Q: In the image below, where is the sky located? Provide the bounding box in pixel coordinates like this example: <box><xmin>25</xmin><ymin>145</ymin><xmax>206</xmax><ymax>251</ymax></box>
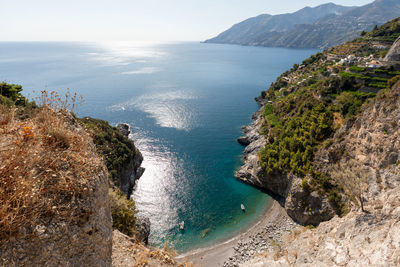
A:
<box><xmin>0</xmin><ymin>0</ymin><xmax>374</xmax><ymax>42</ymax></box>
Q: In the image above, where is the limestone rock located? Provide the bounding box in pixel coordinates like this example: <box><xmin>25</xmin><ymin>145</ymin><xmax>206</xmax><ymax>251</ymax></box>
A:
<box><xmin>135</xmin><ymin>216</ymin><xmax>151</xmax><ymax>245</ymax></box>
<box><xmin>384</xmin><ymin>36</ymin><xmax>400</xmax><ymax>62</ymax></box>
<box><xmin>241</xmin><ymin>81</ymin><xmax>400</xmax><ymax>267</ymax></box>
<box><xmin>115</xmin><ymin>123</ymin><xmax>145</xmax><ymax>197</ymax></box>
<box><xmin>116</xmin><ymin>123</ymin><xmax>130</xmax><ymax>137</ymax></box>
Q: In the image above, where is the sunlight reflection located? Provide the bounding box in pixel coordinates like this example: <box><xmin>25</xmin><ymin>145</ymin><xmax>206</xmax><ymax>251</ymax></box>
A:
<box><xmin>130</xmin><ymin>130</ymin><xmax>188</xmax><ymax>246</ymax></box>
<box><xmin>109</xmin><ymin>90</ymin><xmax>198</xmax><ymax>131</ymax></box>
<box><xmin>87</xmin><ymin>41</ymin><xmax>166</xmax><ymax>66</ymax></box>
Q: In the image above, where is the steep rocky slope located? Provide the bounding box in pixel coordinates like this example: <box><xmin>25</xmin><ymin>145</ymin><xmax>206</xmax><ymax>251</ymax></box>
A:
<box><xmin>242</xmin><ymin>81</ymin><xmax>400</xmax><ymax>266</ymax></box>
<box><xmin>77</xmin><ymin>118</ymin><xmax>144</xmax><ymax>196</ymax></box>
<box><xmin>236</xmin><ymin>17</ymin><xmax>400</xmax><ymax>225</ymax></box>
<box><xmin>385</xmin><ymin>36</ymin><xmax>400</xmax><ymax>62</ymax></box>
<box><xmin>233</xmin><ymin>17</ymin><xmax>400</xmax><ymax>267</ymax></box>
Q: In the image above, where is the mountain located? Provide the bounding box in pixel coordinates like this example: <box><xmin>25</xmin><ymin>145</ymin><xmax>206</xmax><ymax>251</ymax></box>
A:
<box><xmin>205</xmin><ymin>0</ymin><xmax>400</xmax><ymax>49</ymax></box>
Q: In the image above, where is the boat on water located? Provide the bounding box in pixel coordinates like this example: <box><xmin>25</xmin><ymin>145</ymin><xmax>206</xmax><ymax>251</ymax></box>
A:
<box><xmin>179</xmin><ymin>221</ymin><xmax>185</xmax><ymax>230</ymax></box>
<box><xmin>241</xmin><ymin>204</ymin><xmax>245</xmax><ymax>212</ymax></box>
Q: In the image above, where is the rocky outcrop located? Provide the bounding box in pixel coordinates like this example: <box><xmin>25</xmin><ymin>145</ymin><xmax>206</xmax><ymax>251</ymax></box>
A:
<box><xmin>235</xmin><ymin>102</ymin><xmax>335</xmax><ymax>225</ymax></box>
<box><xmin>384</xmin><ymin>36</ymin><xmax>400</xmax><ymax>62</ymax></box>
<box><xmin>116</xmin><ymin>123</ymin><xmax>150</xmax><ymax>246</ymax></box>
<box><xmin>112</xmin><ymin>230</ymin><xmax>181</xmax><ymax>267</ymax></box>
<box><xmin>0</xmin><ymin>111</ymin><xmax>112</xmax><ymax>267</ymax></box>
<box><xmin>242</xmin><ymin>82</ymin><xmax>400</xmax><ymax>266</ymax></box>
<box><xmin>285</xmin><ymin>178</ymin><xmax>336</xmax><ymax>225</ymax></box>
<box><xmin>116</xmin><ymin>123</ymin><xmax>145</xmax><ymax>197</ymax></box>
<box><xmin>135</xmin><ymin>216</ymin><xmax>151</xmax><ymax>245</ymax></box>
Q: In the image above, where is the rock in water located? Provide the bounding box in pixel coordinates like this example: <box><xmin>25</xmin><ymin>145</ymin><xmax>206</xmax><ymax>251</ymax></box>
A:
<box><xmin>237</xmin><ymin>136</ymin><xmax>251</xmax><ymax>146</ymax></box>
<box><xmin>135</xmin><ymin>216</ymin><xmax>151</xmax><ymax>245</ymax></box>
<box><xmin>116</xmin><ymin>123</ymin><xmax>130</xmax><ymax>137</ymax></box>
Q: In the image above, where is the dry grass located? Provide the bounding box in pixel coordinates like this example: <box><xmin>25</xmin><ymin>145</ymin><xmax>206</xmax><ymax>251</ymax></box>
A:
<box><xmin>124</xmin><ymin>241</ymin><xmax>191</xmax><ymax>267</ymax></box>
<box><xmin>0</xmin><ymin>100</ymin><xmax>104</xmax><ymax>240</ymax></box>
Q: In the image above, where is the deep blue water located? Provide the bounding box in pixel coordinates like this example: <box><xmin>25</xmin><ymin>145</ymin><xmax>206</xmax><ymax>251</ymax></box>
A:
<box><xmin>0</xmin><ymin>41</ymin><xmax>317</xmax><ymax>252</ymax></box>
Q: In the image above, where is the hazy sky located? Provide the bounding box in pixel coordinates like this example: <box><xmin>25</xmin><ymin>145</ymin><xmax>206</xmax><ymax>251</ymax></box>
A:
<box><xmin>1</xmin><ymin>0</ymin><xmax>374</xmax><ymax>42</ymax></box>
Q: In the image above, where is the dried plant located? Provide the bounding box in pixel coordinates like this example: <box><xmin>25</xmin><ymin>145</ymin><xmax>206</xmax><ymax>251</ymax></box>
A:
<box><xmin>330</xmin><ymin>159</ymin><xmax>369</xmax><ymax>212</ymax></box>
<box><xmin>35</xmin><ymin>89</ymin><xmax>84</xmax><ymax>113</ymax></box>
<box><xmin>0</xmin><ymin>104</ymin><xmax>103</xmax><ymax>240</ymax></box>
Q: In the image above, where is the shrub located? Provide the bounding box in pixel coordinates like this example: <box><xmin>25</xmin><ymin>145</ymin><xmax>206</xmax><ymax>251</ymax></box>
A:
<box><xmin>109</xmin><ymin>188</ymin><xmax>137</xmax><ymax>237</ymax></box>
<box><xmin>388</xmin><ymin>75</ymin><xmax>400</xmax><ymax>88</ymax></box>
<box><xmin>77</xmin><ymin>117</ymin><xmax>137</xmax><ymax>186</ymax></box>
<box><xmin>336</xmin><ymin>91</ymin><xmax>376</xmax><ymax>117</ymax></box>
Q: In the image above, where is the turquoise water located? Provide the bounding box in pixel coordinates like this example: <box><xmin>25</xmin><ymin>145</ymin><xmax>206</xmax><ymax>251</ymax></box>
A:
<box><xmin>0</xmin><ymin>42</ymin><xmax>317</xmax><ymax>252</ymax></box>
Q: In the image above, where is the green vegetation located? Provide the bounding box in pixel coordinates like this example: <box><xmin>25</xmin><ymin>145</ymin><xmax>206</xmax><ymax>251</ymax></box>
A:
<box><xmin>260</xmin><ymin>103</ymin><xmax>333</xmax><ymax>177</ymax></box>
<box><xmin>336</xmin><ymin>91</ymin><xmax>376</xmax><ymax>117</ymax></box>
<box><xmin>258</xmin><ymin>19</ymin><xmax>400</xmax><ymax>214</ymax></box>
<box><xmin>365</xmin><ymin>17</ymin><xmax>400</xmax><ymax>43</ymax></box>
<box><xmin>109</xmin><ymin>188</ymin><xmax>137</xmax><ymax>237</ymax></box>
<box><xmin>77</xmin><ymin>117</ymin><xmax>137</xmax><ymax>186</ymax></box>
<box><xmin>0</xmin><ymin>82</ymin><xmax>37</xmax><ymax>120</ymax></box>
<box><xmin>388</xmin><ymin>75</ymin><xmax>400</xmax><ymax>88</ymax></box>
<box><xmin>0</xmin><ymin>82</ymin><xmax>27</xmax><ymax>105</ymax></box>
<box><xmin>349</xmin><ymin>66</ymin><xmax>366</xmax><ymax>72</ymax></box>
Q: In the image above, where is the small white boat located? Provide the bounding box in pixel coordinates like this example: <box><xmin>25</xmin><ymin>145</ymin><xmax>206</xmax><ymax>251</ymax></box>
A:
<box><xmin>241</xmin><ymin>204</ymin><xmax>245</xmax><ymax>212</ymax></box>
<box><xmin>180</xmin><ymin>221</ymin><xmax>185</xmax><ymax>230</ymax></box>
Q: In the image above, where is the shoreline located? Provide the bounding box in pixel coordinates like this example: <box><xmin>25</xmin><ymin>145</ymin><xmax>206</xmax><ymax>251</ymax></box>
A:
<box><xmin>177</xmin><ymin>199</ymin><xmax>296</xmax><ymax>266</ymax></box>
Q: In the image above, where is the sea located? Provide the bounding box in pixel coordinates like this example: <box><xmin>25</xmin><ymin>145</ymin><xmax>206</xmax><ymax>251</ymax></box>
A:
<box><xmin>0</xmin><ymin>41</ymin><xmax>317</xmax><ymax>252</ymax></box>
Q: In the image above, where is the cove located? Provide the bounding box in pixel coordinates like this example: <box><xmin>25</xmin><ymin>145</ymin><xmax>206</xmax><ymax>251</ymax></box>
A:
<box><xmin>0</xmin><ymin>41</ymin><xmax>317</xmax><ymax>252</ymax></box>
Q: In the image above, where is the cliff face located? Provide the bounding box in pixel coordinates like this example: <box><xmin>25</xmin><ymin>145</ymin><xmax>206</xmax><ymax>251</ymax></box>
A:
<box><xmin>236</xmin><ymin>18</ymin><xmax>400</xmax><ymax>226</ymax></box>
<box><xmin>235</xmin><ymin>105</ymin><xmax>335</xmax><ymax>225</ymax></box>
<box><xmin>77</xmin><ymin>118</ymin><xmax>145</xmax><ymax>197</ymax></box>
<box><xmin>116</xmin><ymin>123</ymin><xmax>145</xmax><ymax>196</ymax></box>
<box><xmin>242</xmin><ymin>81</ymin><xmax>400</xmax><ymax>266</ymax></box>
<box><xmin>0</xmin><ymin>109</ymin><xmax>112</xmax><ymax>266</ymax></box>
<box><xmin>384</xmin><ymin>36</ymin><xmax>400</xmax><ymax>62</ymax></box>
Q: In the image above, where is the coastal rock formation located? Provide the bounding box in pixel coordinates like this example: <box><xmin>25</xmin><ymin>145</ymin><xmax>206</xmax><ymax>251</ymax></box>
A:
<box><xmin>241</xmin><ymin>81</ymin><xmax>400</xmax><ymax>266</ymax></box>
<box><xmin>235</xmin><ymin>105</ymin><xmax>335</xmax><ymax>225</ymax></box>
<box><xmin>116</xmin><ymin>123</ymin><xmax>145</xmax><ymax>196</ymax></box>
<box><xmin>384</xmin><ymin>36</ymin><xmax>400</xmax><ymax>62</ymax></box>
<box><xmin>116</xmin><ymin>123</ymin><xmax>150</xmax><ymax>245</ymax></box>
<box><xmin>135</xmin><ymin>216</ymin><xmax>151</xmax><ymax>245</ymax></box>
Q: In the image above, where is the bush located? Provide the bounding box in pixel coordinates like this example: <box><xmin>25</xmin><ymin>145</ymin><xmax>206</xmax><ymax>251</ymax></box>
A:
<box><xmin>336</xmin><ymin>91</ymin><xmax>376</xmax><ymax>117</ymax></box>
<box><xmin>109</xmin><ymin>188</ymin><xmax>137</xmax><ymax>237</ymax></box>
<box><xmin>77</xmin><ymin>117</ymin><xmax>137</xmax><ymax>186</ymax></box>
<box><xmin>388</xmin><ymin>75</ymin><xmax>400</xmax><ymax>88</ymax></box>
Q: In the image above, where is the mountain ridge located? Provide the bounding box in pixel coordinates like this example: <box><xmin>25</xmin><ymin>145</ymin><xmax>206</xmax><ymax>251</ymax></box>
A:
<box><xmin>205</xmin><ymin>0</ymin><xmax>400</xmax><ymax>49</ymax></box>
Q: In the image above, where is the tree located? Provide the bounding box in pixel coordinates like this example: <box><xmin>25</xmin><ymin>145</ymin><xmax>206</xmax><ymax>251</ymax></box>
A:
<box><xmin>330</xmin><ymin>159</ymin><xmax>369</xmax><ymax>212</ymax></box>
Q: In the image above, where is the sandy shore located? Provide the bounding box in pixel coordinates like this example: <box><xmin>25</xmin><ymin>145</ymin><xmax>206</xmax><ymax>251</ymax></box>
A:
<box><xmin>177</xmin><ymin>200</ymin><xmax>295</xmax><ymax>267</ymax></box>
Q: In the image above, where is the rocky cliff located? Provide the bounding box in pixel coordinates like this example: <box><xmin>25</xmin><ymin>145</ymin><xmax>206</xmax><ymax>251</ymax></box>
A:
<box><xmin>236</xmin><ymin>18</ymin><xmax>400</xmax><ymax>226</ymax></box>
<box><xmin>234</xmin><ymin>17</ymin><xmax>400</xmax><ymax>267</ymax></box>
<box><xmin>242</xmin><ymin>80</ymin><xmax>400</xmax><ymax>266</ymax></box>
<box><xmin>77</xmin><ymin>118</ymin><xmax>145</xmax><ymax>197</ymax></box>
<box><xmin>236</xmin><ymin>102</ymin><xmax>334</xmax><ymax>225</ymax></box>
<box><xmin>384</xmin><ymin>36</ymin><xmax>400</xmax><ymax>62</ymax></box>
<box><xmin>0</xmin><ymin>109</ymin><xmax>112</xmax><ymax>266</ymax></box>
<box><xmin>116</xmin><ymin>123</ymin><xmax>145</xmax><ymax>196</ymax></box>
